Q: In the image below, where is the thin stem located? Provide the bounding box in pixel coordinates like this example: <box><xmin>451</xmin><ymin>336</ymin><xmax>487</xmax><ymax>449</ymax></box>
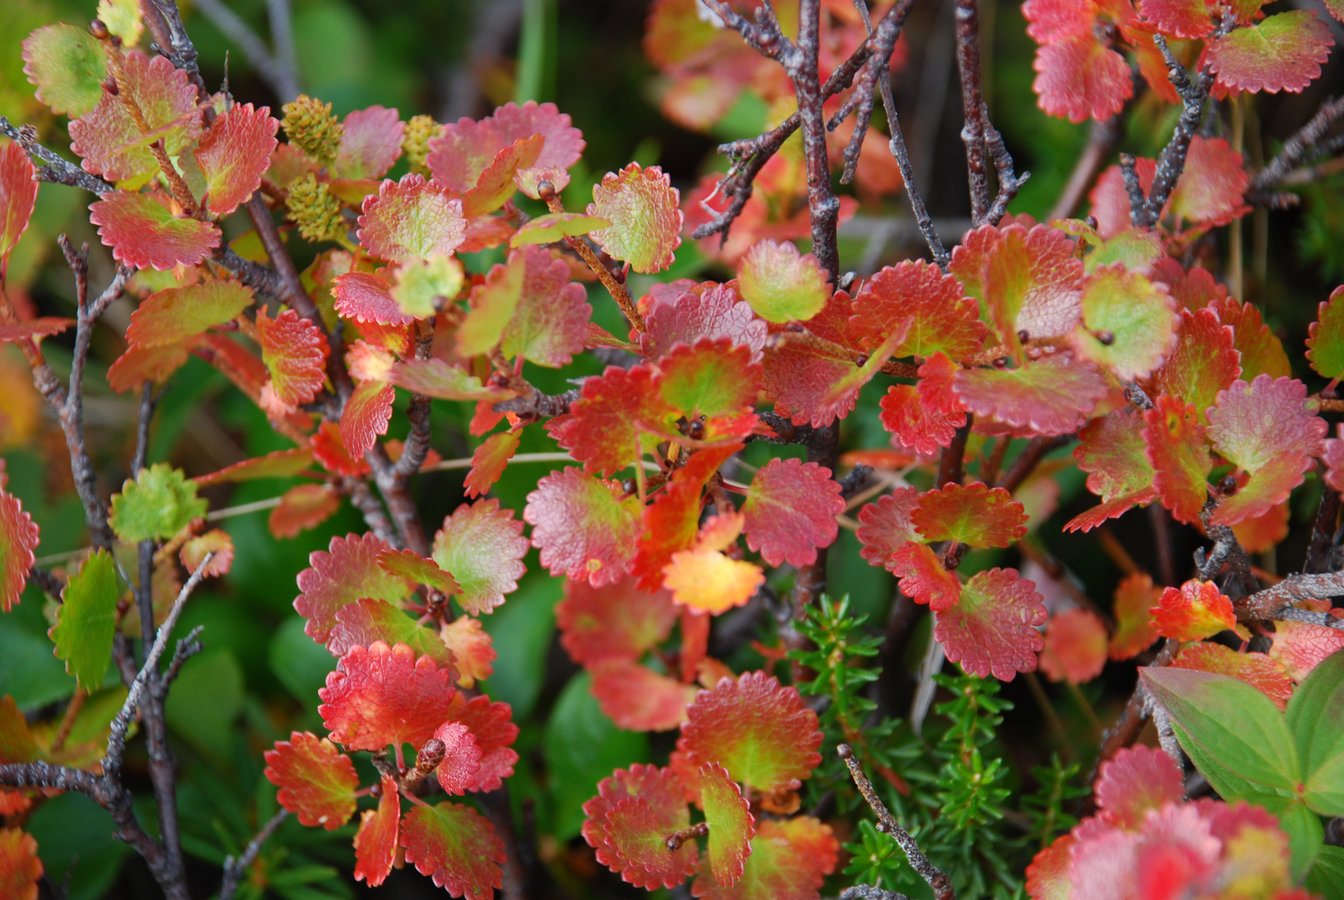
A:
<box><xmin>220</xmin><ymin>809</ymin><xmax>290</xmax><ymax>900</ymax></box>
<box><xmin>954</xmin><ymin>0</ymin><xmax>989</xmax><ymax>225</ymax></box>
<box><xmin>790</xmin><ymin>0</ymin><xmax>842</xmax><ymax>280</ymax></box>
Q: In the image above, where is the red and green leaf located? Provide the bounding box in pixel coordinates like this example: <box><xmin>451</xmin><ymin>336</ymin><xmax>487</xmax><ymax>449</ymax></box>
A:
<box><xmin>431</xmin><ymin>499</ymin><xmax>528</xmax><ymax>615</ymax></box>
<box><xmin>126</xmin><ymin>280</ymin><xmax>253</xmax><ymax>348</ymax></box>
<box><xmin>879</xmin><ymin>353</ymin><xmax>968</xmax><ymax>458</ymax></box>
<box><xmin>852</xmin><ymin>260</ymin><xmax>985</xmax><ymax>359</ymax></box>
<box><xmin>700</xmin><ymin>762</ymin><xmax>754</xmax><ymax>888</ymax></box>
<box><xmin>855</xmin><ymin>487</ymin><xmax>921</xmax><ymax>572</ymax></box>
<box><xmin>194</xmin><ymin>103</ymin><xmax>279</xmax><ymax>216</ymax></box>
<box><xmin>0</xmin><ymin>827</ymin><xmax>41</xmax><ymax>900</ymax></box>
<box><xmin>674</xmin><ymin>671</ymin><xmax>822</xmax><ymax>794</ymax></box>
<box><xmin>587</xmin><ymin>163</ymin><xmax>682</xmax><ymax>274</ymax></box>
<box><xmin>590</xmin><ymin>659</ymin><xmax>698</xmax><ymax>731</ymax></box>
<box><xmin>695</xmin><ymin>817</ymin><xmax>838</xmax><ymax>900</ymax></box>
<box><xmin>737</xmin><ymin>240</ymin><xmax>829</xmax><ymax>324</ymax></box>
<box><xmin>465</xmin><ymin>245</ymin><xmax>591</xmax><ymax>367</ymax></box>
<box><xmin>49</xmin><ymin>549</ymin><xmax>118</xmax><ymax>690</ymax></box>
<box><xmin>332</xmin><ymin>106</ymin><xmax>403</xmax><ymax>181</ymax></box>
<box><xmin>263</xmin><ymin>731</ymin><xmax>359</xmax><ymax>829</ymax></box>
<box><xmin>1150</xmin><ymin>579</ymin><xmax>1237</xmax><ymax>642</ymax></box>
<box><xmin>1073</xmin><ymin>265</ymin><xmax>1177</xmax><ymax>380</ymax></box>
<box><xmin>464</xmin><ymin>135</ymin><xmax>543</xmax><ymax>218</ymax></box>
<box><xmin>912</xmin><ymin>482</ymin><xmax>1028</xmax><ymax>548</ymax></box>
<box><xmin>89</xmin><ymin>191</ymin><xmax>221</xmax><ymax>270</ymax></box>
<box><xmin>1066</xmin><ymin>410</ymin><xmax>1159</xmax><ymax>532</ymax></box>
<box><xmin>22</xmin><ymin>23</ymin><xmax>106</xmax><ymax>117</ymax></box>
<box><xmin>891</xmin><ymin>542</ymin><xmax>963</xmax><ymax>611</ymax></box>
<box><xmin>268</xmin><ymin>483</ymin><xmax>341</xmax><ymax>539</ymax></box>
<box><xmin>1206</xmin><ymin>376</ymin><xmax>1325</xmax><ymax>526</ymax></box>
<box><xmin>385</xmin><ymin>358</ymin><xmax>511</xmax><ymax>402</ymax></box>
<box><xmin>257</xmin><ymin>308</ymin><xmax>329</xmax><ymax>416</ymax></box>
<box><xmin>0</xmin><ymin>487</ymin><xmax>39</xmax><ymax>612</ymax></box>
<box><xmin>954</xmin><ymin>354</ymin><xmax>1107</xmax><ymax>436</ymax></box>
<box><xmin>318</xmin><ymin>640</ymin><xmax>457</xmax><ymax>752</ymax></box>
<box><xmin>548</xmin><ymin>365</ymin><xmax>670</xmax><ymax>475</ymax></box>
<box><xmin>69</xmin><ymin>50</ymin><xmax>201</xmax><ymax>182</ymax></box>
<box><xmin>582</xmin><ymin>764</ymin><xmax>698</xmax><ymax>890</ymax></box>
<box><xmin>1148</xmin><ymin>307</ymin><xmax>1242</xmax><ymax>422</ymax></box>
<box><xmin>443</xmin><ymin>693</ymin><xmax>518</xmax><ymax>792</ymax></box>
<box><xmin>1093</xmin><ymin>744</ymin><xmax>1185</xmax><ymax>829</ymax></box>
<box><xmin>439</xmin><ymin>616</ymin><xmax>495</xmax><ymax>688</ymax></box>
<box><xmin>740</xmin><ymin>458</ymin><xmax>842</xmax><ymax>568</ymax></box>
<box><xmin>326</xmin><ymin>599</ymin><xmax>454</xmax><ymax>671</ymax></box>
<box><xmin>352</xmin><ymin>774</ymin><xmax>400</xmax><ymax>885</ymax></box>
<box><xmin>510</xmin><ymin>211</ymin><xmax>609</xmax><ymax>247</ymax></box>
<box><xmin>1207</xmin><ymin>11</ymin><xmax>1332</xmax><ymax>94</ymax></box>
<box><xmin>357</xmin><ymin>174</ymin><xmax>465</xmax><ymax>262</ymax></box>
<box><xmin>180</xmin><ymin>528</ymin><xmax>234</xmax><ymax>577</ymax></box>
<box><xmin>1110</xmin><ymin>573</ymin><xmax>1161</xmax><ymax>660</ymax></box>
<box><xmin>0</xmin><ymin>142</ymin><xmax>38</xmax><ymax>271</ymax></box>
<box><xmin>1307</xmin><ymin>285</ymin><xmax>1344</xmax><ymax>379</ymax></box>
<box><xmin>465</xmin><ymin>430</ymin><xmax>521</xmax><ymax>498</ymax></box>
<box><xmin>1167</xmin><ymin>137</ymin><xmax>1250</xmax><ymax>230</ymax></box>
<box><xmin>401</xmin><ymin>802</ymin><xmax>506</xmax><ymax>900</ymax></box>
<box><xmin>934</xmin><ymin>568</ymin><xmax>1047</xmax><ymax>681</ymax></box>
<box><xmin>339</xmin><ymin>378</ymin><xmax>394</xmax><ymax>458</ymax></box>
<box><xmin>294</xmin><ymin>532</ymin><xmax>411</xmax><ymax>643</ymax></box>
<box><xmin>1172</xmin><ymin>643</ymin><xmax>1293</xmax><ymax>711</ymax></box>
<box><xmin>332</xmin><ymin>271</ymin><xmax>417</xmax><ymax>327</ymax></box>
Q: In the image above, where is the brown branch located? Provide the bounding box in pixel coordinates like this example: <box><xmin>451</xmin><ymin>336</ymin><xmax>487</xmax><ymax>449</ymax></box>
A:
<box><xmin>1238</xmin><ymin>571</ymin><xmax>1344</xmax><ymax>621</ymax></box>
<box><xmin>220</xmin><ymin>809</ymin><xmax>290</xmax><ymax>900</ymax></box>
<box><xmin>1252</xmin><ymin>95</ymin><xmax>1344</xmax><ymax>191</ymax></box>
<box><xmin>954</xmin><ymin>0</ymin><xmax>989</xmax><ymax>225</ymax></box>
<box><xmin>788</xmin><ymin>0</ymin><xmax>841</xmax><ymax>280</ymax></box>
<box><xmin>0</xmin><ymin>117</ymin><xmax>113</xmax><ymax>195</ymax></box>
<box><xmin>1049</xmin><ymin>117</ymin><xmax>1123</xmax><ymax>222</ymax></box>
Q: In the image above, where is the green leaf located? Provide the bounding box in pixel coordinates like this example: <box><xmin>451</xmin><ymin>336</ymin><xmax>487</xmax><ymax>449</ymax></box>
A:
<box><xmin>544</xmin><ymin>671</ymin><xmax>650</xmax><ymax>841</ymax></box>
<box><xmin>1141</xmin><ymin>666</ymin><xmax>1299</xmax><ymax>793</ymax></box>
<box><xmin>1286</xmin><ymin>648</ymin><xmax>1344</xmax><ymax>815</ymax></box>
<box><xmin>21</xmin><ymin>23</ymin><xmax>107</xmax><ymax>118</ymax></box>
<box><xmin>109</xmin><ymin>463</ymin><xmax>207</xmax><ymax>542</ymax></box>
<box><xmin>1307</xmin><ymin>846</ymin><xmax>1344</xmax><ymax>898</ymax></box>
<box><xmin>49</xmin><ymin>550</ymin><xmax>119</xmax><ymax>691</ymax></box>
<box><xmin>1272</xmin><ymin>799</ymin><xmax>1325</xmax><ymax>884</ymax></box>
<box><xmin>737</xmin><ymin>239</ymin><xmax>830</xmax><ymax>324</ymax></box>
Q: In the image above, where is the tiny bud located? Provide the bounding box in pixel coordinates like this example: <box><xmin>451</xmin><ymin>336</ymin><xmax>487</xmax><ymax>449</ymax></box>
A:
<box><xmin>993</xmin><ymin>356</ymin><xmax>1009</xmax><ymax>369</ymax></box>
<box><xmin>415</xmin><ymin>738</ymin><xmax>446</xmax><ymax>775</ymax></box>
<box><xmin>875</xmin><ymin>821</ymin><xmax>889</xmax><ymax>833</ymax></box>
<box><xmin>785</xmin><ymin>321</ymin><xmax>806</xmax><ymax>333</ymax></box>
<box><xmin>837</xmin><ymin>743</ymin><xmax>853</xmax><ymax>759</ymax></box>
<box><xmin>1017</xmin><ymin>329</ymin><xmax>1030</xmax><ymax>344</ymax></box>
<box><xmin>621</xmin><ymin>478</ymin><xmax>637</xmax><ymax>495</ymax></box>
<box><xmin>1220</xmin><ymin>474</ymin><xmax>1239</xmax><ymax>496</ymax></box>
<box><xmin>90</xmin><ymin>18</ymin><xmax>109</xmax><ymax>39</ymax></box>
<box><xmin>1095</xmin><ymin>330</ymin><xmax>1115</xmax><ymax>346</ymax></box>
<box><xmin>854</xmin><ymin>354</ymin><xmax>869</xmax><ymax>368</ymax></box>
<box><xmin>536</xmin><ymin>180</ymin><xmax>555</xmax><ymax>201</ymax></box>
<box><xmin>775</xmin><ymin>420</ymin><xmax>797</xmax><ymax>442</ymax></box>
<box><xmin>103</xmin><ymin>76</ymin><xmax>119</xmax><ymax>96</ymax></box>
<box><xmin>686</xmin><ymin>418</ymin><xmax>705</xmax><ymax>440</ymax></box>
<box><xmin>1085</xmin><ymin>215</ymin><xmax>1099</xmax><ymax>229</ymax></box>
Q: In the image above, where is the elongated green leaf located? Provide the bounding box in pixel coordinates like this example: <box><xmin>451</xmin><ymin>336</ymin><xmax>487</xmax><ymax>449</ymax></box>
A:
<box><xmin>1141</xmin><ymin>666</ymin><xmax>1299</xmax><ymax>792</ymax></box>
<box><xmin>1286</xmin><ymin>648</ymin><xmax>1344</xmax><ymax>815</ymax></box>
<box><xmin>1307</xmin><ymin>846</ymin><xmax>1344</xmax><ymax>898</ymax></box>
<box><xmin>49</xmin><ymin>550</ymin><xmax>119</xmax><ymax>690</ymax></box>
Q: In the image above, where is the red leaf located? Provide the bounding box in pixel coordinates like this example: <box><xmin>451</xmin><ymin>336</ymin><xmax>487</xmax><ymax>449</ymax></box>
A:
<box><xmin>880</xmin><ymin>353</ymin><xmax>968</xmax><ymax>458</ymax></box>
<box><xmin>1208</xmin><ymin>11</ymin><xmax>1332</xmax><ymax>94</ymax></box>
<box><xmin>353</xmin><ymin>774</ymin><xmax>399</xmax><ymax>885</ymax></box>
<box><xmin>257</xmin><ymin>308</ymin><xmax>329</xmax><ymax>416</ymax></box>
<box><xmin>69</xmin><ymin>50</ymin><xmax>202</xmax><ymax>182</ymax></box>
<box><xmin>851</xmin><ymin>260</ymin><xmax>985</xmax><ymax>359</ymax></box>
<box><xmin>891</xmin><ymin>542</ymin><xmax>962</xmax><ymax>611</ymax></box>
<box><xmin>333</xmin><ymin>106</ymin><xmax>403</xmax><ymax>181</ymax></box>
<box><xmin>700</xmin><ymin>762</ymin><xmax>754</xmax><ymax>888</ymax></box>
<box><xmin>738</xmin><ymin>240</ymin><xmax>830</xmax><ymax>324</ymax></box>
<box><xmin>1167</xmin><ymin>137</ymin><xmax>1250</xmax><ymax>230</ymax></box>
<box><xmin>953</xmin><ymin>354</ymin><xmax>1107</xmax><ymax>436</ymax></box>
<box><xmin>1038</xmin><ymin>608</ymin><xmax>1108</xmax><ymax>684</ymax></box>
<box><xmin>0</xmin><ymin>142</ymin><xmax>38</xmax><ymax>269</ymax></box>
<box><xmin>582</xmin><ymin>764</ymin><xmax>698</xmax><ymax>890</ymax></box>
<box><xmin>0</xmin><ymin>488</ymin><xmax>39</xmax><ymax>612</ymax></box>
<box><xmin>642</xmin><ymin>282</ymin><xmax>768</xmax><ymax>362</ymax></box>
<box><xmin>465</xmin><ymin>135</ymin><xmax>544</xmax><ymax>218</ymax></box>
<box><xmin>0</xmin><ymin>827</ymin><xmax>41</xmax><ymax>900</ymax></box>
<box><xmin>328</xmin><ymin>598</ymin><xmax>457</xmax><ymax>671</ymax></box>
<box><xmin>194</xmin><ymin>103</ymin><xmax>278</xmax><ymax>216</ymax></box>
<box><xmin>332</xmin><ymin>271</ymin><xmax>415</xmax><ymax>327</ymax></box>
<box><xmin>934</xmin><ymin>568</ymin><xmax>1047</xmax><ymax>681</ymax></box>
<box><xmin>1268</xmin><ymin>619</ymin><xmax>1344</xmax><ymax>681</ymax></box>
<box><xmin>1065</xmin><ymin>409</ymin><xmax>1159</xmax><ymax>532</ymax></box>
<box><xmin>949</xmin><ymin>223</ymin><xmax>1083</xmax><ymax>359</ymax></box>
<box><xmin>340</xmin><ymin>378</ymin><xmax>394</xmax><ymax>458</ymax></box>
<box><xmin>268</xmin><ymin>483</ymin><xmax>341</xmax><ymax>539</ymax></box>
<box><xmin>180</xmin><ymin>529</ymin><xmax>233</xmax><ymax>577</ymax></box>
<box><xmin>464</xmin><ymin>430</ymin><xmax>521</xmax><ymax>498</ymax></box>
<box><xmin>0</xmin><ymin>318</ymin><xmax>72</xmax><ymax>344</ymax></box>
<box><xmin>674</xmin><ymin>671</ymin><xmax>822</xmax><ymax>794</ymax></box>
<box><xmin>740</xmin><ymin>458</ymin><xmax>843</xmax><ymax>568</ymax></box>
<box><xmin>431</xmin><ymin>499</ymin><xmax>529</xmax><ymax>615</ymax></box>
<box><xmin>1031</xmin><ymin>31</ymin><xmax>1133</xmax><ymax>123</ymax></box>
<box><xmin>196</xmin><ymin>446</ymin><xmax>315</xmax><ymax>487</ymax></box>
<box><xmin>1143</xmin><ymin>395</ymin><xmax>1212</xmax><ymax>526</ymax></box>
<box><xmin>1151</xmin><ymin>579</ymin><xmax>1236</xmax><ymax>642</ymax></box>
<box><xmin>444</xmin><ymin>693</ymin><xmax>518</xmax><ymax>792</ymax></box>
<box><xmin>1208</xmin><ymin>295</ymin><xmax>1289</xmax><ymax>382</ymax></box>
<box><xmin>1110</xmin><ymin>573</ymin><xmax>1161</xmax><ymax>660</ymax></box>
<box><xmin>1146</xmin><ymin>307</ymin><xmax>1241</xmax><ymax>423</ymax></box>
<box><xmin>1172</xmin><ymin>643</ymin><xmax>1293</xmax><ymax>711</ymax></box>
<box><xmin>357</xmin><ymin>174</ymin><xmax>465</xmax><ymax>262</ymax></box>
<box><xmin>427</xmin><ymin>101</ymin><xmax>584</xmax><ymax>198</ymax></box>
<box><xmin>1206</xmin><ymin>376</ymin><xmax>1326</xmax><ymax>526</ymax></box>
<box><xmin>588</xmin><ymin>163</ymin><xmax>682</xmax><ymax>273</ymax></box>
<box><xmin>1094</xmin><ymin>745</ymin><xmax>1185</xmax><ymax>830</ymax></box>
<box><xmin>760</xmin><ymin>289</ymin><xmax>869</xmax><ymax>428</ymax></box>
<box><xmin>263</xmin><ymin>731</ymin><xmax>359</xmax><ymax>829</ymax></box>
<box><xmin>632</xmin><ymin>443</ymin><xmax>740</xmax><ymax>591</ymax></box>
<box><xmin>549</xmin><ymin>365</ymin><xmax>671</xmax><ymax>476</ymax></box>
<box><xmin>377</xmin><ymin>548</ymin><xmax>460</xmax><ymax>595</ymax></box>
<box><xmin>855</xmin><ymin>487</ymin><xmax>921</xmax><ymax>571</ymax></box>
<box><xmin>318</xmin><ymin>641</ymin><xmax>457</xmax><ymax>752</ymax></box>
<box><xmin>465</xmin><ymin>245</ymin><xmax>591</xmax><ymax>367</ymax></box>
<box><xmin>694</xmin><ymin>817</ymin><xmax>838</xmax><ymax>900</ymax></box>
<box><xmin>89</xmin><ymin>191</ymin><xmax>221</xmax><ymax>270</ymax></box>
<box><xmin>590</xmin><ymin>659</ymin><xmax>698</xmax><ymax>731</ymax></box>
<box><xmin>1138</xmin><ymin>0</ymin><xmax>1215</xmax><ymax>39</ymax></box>
<box><xmin>294</xmin><ymin>533</ymin><xmax>411</xmax><ymax>643</ymax></box>
<box><xmin>126</xmin><ymin>280</ymin><xmax>253</xmax><ymax>348</ymax></box>
<box><xmin>401</xmin><ymin>802</ymin><xmax>506</xmax><ymax>900</ymax></box>
<box><xmin>1307</xmin><ymin>285</ymin><xmax>1344</xmax><ymax>379</ymax></box>
<box><xmin>557</xmin><ymin>575</ymin><xmax>679</xmax><ymax>667</ymax></box>
<box><xmin>912</xmin><ymin>482</ymin><xmax>1028</xmax><ymax>548</ymax></box>
<box><xmin>432</xmin><ymin>722</ymin><xmax>482</xmax><ymax>796</ymax></box>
